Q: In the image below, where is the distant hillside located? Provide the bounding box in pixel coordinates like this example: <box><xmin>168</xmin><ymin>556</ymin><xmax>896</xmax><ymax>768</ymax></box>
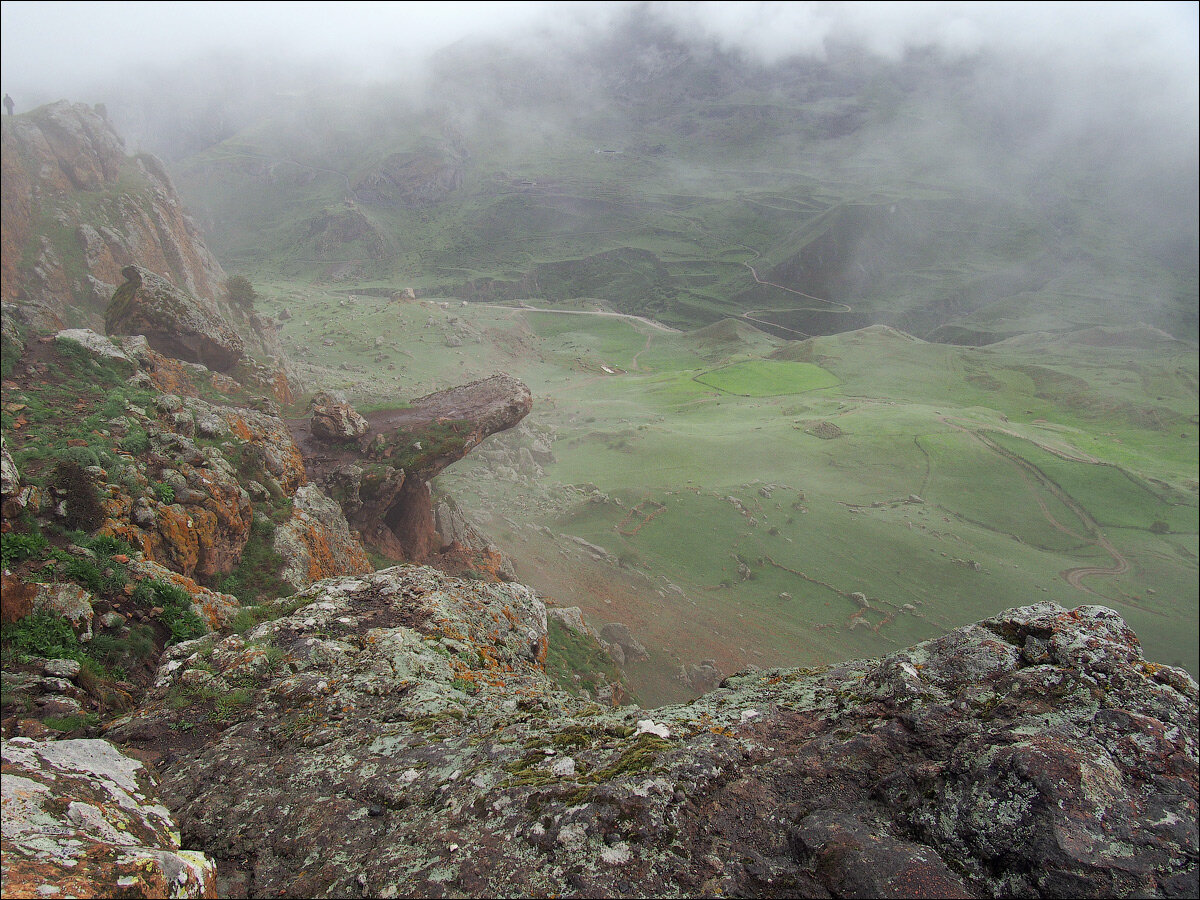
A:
<box><xmin>156</xmin><ymin>24</ymin><xmax>1196</xmax><ymax>343</ymax></box>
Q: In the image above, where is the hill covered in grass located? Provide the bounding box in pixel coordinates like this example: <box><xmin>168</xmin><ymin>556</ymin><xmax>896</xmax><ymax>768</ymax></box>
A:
<box><xmin>156</xmin><ymin>18</ymin><xmax>1197</xmax><ymax>344</ymax></box>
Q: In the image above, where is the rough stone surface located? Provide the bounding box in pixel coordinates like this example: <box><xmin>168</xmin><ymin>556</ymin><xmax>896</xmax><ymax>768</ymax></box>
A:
<box><xmin>273</xmin><ymin>483</ymin><xmax>373</xmax><ymax>590</ymax></box>
<box><xmin>31</xmin><ymin>582</ymin><xmax>96</xmax><ymax>641</ymax></box>
<box><xmin>106</xmin><ymin>265</ymin><xmax>244</xmax><ymax>372</ymax></box>
<box><xmin>55</xmin><ymin>327</ymin><xmax>134</xmax><ymax>369</ymax></box>
<box><xmin>293</xmin><ymin>373</ymin><xmax>531</xmax><ymax>569</ymax></box>
<box><xmin>1</xmin><ymin>101</ymin><xmax>226</xmax><ymax>324</ymax></box>
<box><xmin>109</xmin><ymin>581</ymin><xmax>1198</xmax><ymax>899</ymax></box>
<box><xmin>600</xmin><ymin>621</ymin><xmax>650</xmax><ymax>662</ymax></box>
<box><xmin>547</xmin><ymin>605</ymin><xmax>600</xmax><ymax>639</ymax></box>
<box><xmin>309</xmin><ymin>391</ymin><xmax>369</xmax><ymax>442</ymax></box>
<box><xmin>1</xmin><ymin>435</ymin><xmax>19</xmax><ymax>500</ymax></box>
<box><xmin>1</xmin><ymin>737</ymin><xmax>217</xmax><ymax>899</ymax></box>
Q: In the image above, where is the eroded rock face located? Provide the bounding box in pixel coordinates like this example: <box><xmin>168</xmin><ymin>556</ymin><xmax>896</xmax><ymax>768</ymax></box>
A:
<box><xmin>273</xmin><ymin>483</ymin><xmax>373</xmax><ymax>590</ymax></box>
<box><xmin>296</xmin><ymin>374</ymin><xmax>531</xmax><ymax>570</ymax></box>
<box><xmin>1</xmin><ymin>435</ymin><xmax>20</xmax><ymax>503</ymax></box>
<box><xmin>1</xmin><ymin>101</ymin><xmax>226</xmax><ymax>322</ymax></box>
<box><xmin>363</xmin><ymin>374</ymin><xmax>533</xmax><ymax>479</ymax></box>
<box><xmin>106</xmin><ymin>266</ymin><xmax>244</xmax><ymax>372</ymax></box>
<box><xmin>0</xmin><ymin>737</ymin><xmax>216</xmax><ymax>899</ymax></box>
<box><xmin>111</xmin><ymin>587</ymin><xmax>1198</xmax><ymax>899</ymax></box>
<box><xmin>309</xmin><ymin>391</ymin><xmax>369</xmax><ymax>441</ymax></box>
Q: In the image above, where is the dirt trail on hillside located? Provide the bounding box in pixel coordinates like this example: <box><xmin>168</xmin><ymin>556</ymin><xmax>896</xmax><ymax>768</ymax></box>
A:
<box><xmin>479</xmin><ymin>302</ymin><xmax>678</xmax><ymax>333</ymax></box>
<box><xmin>940</xmin><ymin>419</ymin><xmax>1130</xmax><ymax>596</ymax></box>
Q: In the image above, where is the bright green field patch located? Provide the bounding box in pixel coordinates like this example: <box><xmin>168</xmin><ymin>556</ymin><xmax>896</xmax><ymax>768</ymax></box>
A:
<box><xmin>694</xmin><ymin>359</ymin><xmax>839</xmax><ymax>396</ymax></box>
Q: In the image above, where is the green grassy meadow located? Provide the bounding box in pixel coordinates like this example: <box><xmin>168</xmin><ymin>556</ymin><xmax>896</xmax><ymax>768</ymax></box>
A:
<box><xmin>256</xmin><ymin>281</ymin><xmax>1199</xmax><ymax>701</ymax></box>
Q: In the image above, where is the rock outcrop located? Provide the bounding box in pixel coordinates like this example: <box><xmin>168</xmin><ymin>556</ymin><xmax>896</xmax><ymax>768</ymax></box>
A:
<box><xmin>353</xmin><ymin>149</ymin><xmax>466</xmax><ymax>209</ymax></box>
<box><xmin>272</xmin><ymin>483</ymin><xmax>373</xmax><ymax>590</ymax></box>
<box><xmin>294</xmin><ymin>374</ymin><xmax>532</xmax><ymax>569</ymax></box>
<box><xmin>1</xmin><ymin>103</ymin><xmax>299</xmax><ymax>401</ymax></box>
<box><xmin>108</xmin><ymin>575</ymin><xmax>1198</xmax><ymax>899</ymax></box>
<box><xmin>309</xmin><ymin>391</ymin><xmax>369</xmax><ymax>442</ymax></box>
<box><xmin>0</xmin><ymin>326</ymin><xmax>372</xmax><ymax>734</ymax></box>
<box><xmin>106</xmin><ymin>266</ymin><xmax>244</xmax><ymax>372</ymax></box>
<box><xmin>1</xmin><ymin>737</ymin><xmax>217</xmax><ymax>899</ymax></box>
<box><xmin>1</xmin><ymin>101</ymin><xmax>225</xmax><ymax>324</ymax></box>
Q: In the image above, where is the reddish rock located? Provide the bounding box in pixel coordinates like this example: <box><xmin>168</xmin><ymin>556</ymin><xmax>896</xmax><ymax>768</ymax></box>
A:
<box><xmin>1</xmin><ymin>101</ymin><xmax>225</xmax><ymax>322</ymax></box>
<box><xmin>1</xmin><ymin>737</ymin><xmax>216</xmax><ymax>898</ymax></box>
<box><xmin>0</xmin><ymin>573</ymin><xmax>36</xmax><ymax>623</ymax></box>
<box><xmin>294</xmin><ymin>374</ymin><xmax>531</xmax><ymax>568</ymax></box>
<box><xmin>273</xmin><ymin>483</ymin><xmax>373</xmax><ymax>590</ymax></box>
<box><xmin>106</xmin><ymin>266</ymin><xmax>244</xmax><ymax>372</ymax></box>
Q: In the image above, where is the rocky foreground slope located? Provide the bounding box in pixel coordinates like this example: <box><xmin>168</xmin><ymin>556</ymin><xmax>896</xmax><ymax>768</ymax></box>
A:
<box><xmin>7</xmin><ymin>565</ymin><xmax>1194</xmax><ymax>899</ymax></box>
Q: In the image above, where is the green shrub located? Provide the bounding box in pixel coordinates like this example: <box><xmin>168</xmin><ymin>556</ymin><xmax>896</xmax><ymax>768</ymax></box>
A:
<box><xmin>85</xmin><ymin>534</ymin><xmax>134</xmax><ymax>557</ymax></box>
<box><xmin>152</xmin><ymin>482</ymin><xmax>176</xmax><ymax>504</ymax></box>
<box><xmin>53</xmin><ymin>540</ymin><xmax>128</xmax><ymax>596</ymax></box>
<box><xmin>57</xmin><ymin>446</ymin><xmax>101</xmax><ymax>469</ymax></box>
<box><xmin>1</xmin><ymin>612</ymin><xmax>82</xmax><ymax>662</ymax></box>
<box><xmin>87</xmin><ymin>624</ymin><xmax>157</xmax><ymax>671</ymax></box>
<box><xmin>1</xmin><ymin>531</ymin><xmax>47</xmax><ymax>569</ymax></box>
<box><xmin>120</xmin><ymin>429</ymin><xmax>151</xmax><ymax>455</ymax></box>
<box><xmin>132</xmin><ymin>578</ymin><xmax>207</xmax><ymax>644</ymax></box>
<box><xmin>217</xmin><ymin>517</ymin><xmax>292</xmax><ymax>604</ymax></box>
<box><xmin>43</xmin><ymin>712</ymin><xmax>100</xmax><ymax>733</ymax></box>
<box><xmin>225</xmin><ymin>275</ymin><xmax>258</xmax><ymax>310</ymax></box>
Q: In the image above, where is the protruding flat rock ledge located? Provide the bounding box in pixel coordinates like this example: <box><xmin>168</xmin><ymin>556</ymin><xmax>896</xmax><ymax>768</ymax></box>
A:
<box><xmin>290</xmin><ymin>375</ymin><xmax>532</xmax><ymax>564</ymax></box>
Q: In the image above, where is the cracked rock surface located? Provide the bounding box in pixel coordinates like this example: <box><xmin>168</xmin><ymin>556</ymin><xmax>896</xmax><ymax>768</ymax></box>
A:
<box><xmin>104</xmin><ymin>575</ymin><xmax>1199</xmax><ymax>899</ymax></box>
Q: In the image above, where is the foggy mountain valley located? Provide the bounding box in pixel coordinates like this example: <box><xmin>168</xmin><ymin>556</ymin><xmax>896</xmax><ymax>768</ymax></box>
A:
<box><xmin>1</xmin><ymin>3</ymin><xmax>1197</xmax><ymax>898</ymax></box>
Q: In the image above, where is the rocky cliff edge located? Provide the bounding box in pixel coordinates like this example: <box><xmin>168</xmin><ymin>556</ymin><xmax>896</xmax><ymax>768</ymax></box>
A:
<box><xmin>86</xmin><ymin>567</ymin><xmax>1198</xmax><ymax>899</ymax></box>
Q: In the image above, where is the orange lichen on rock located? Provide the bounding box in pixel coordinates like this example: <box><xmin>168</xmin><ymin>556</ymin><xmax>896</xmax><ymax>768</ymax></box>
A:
<box><xmin>128</xmin><ymin>558</ymin><xmax>238</xmax><ymax>630</ymax></box>
<box><xmin>151</xmin><ymin>504</ymin><xmax>201</xmax><ymax>576</ymax></box>
<box><xmin>142</xmin><ymin>352</ymin><xmax>204</xmax><ymax>398</ymax></box>
<box><xmin>302</xmin><ymin>523</ymin><xmax>341</xmax><ymax>584</ymax></box>
<box><xmin>0</xmin><ymin>572</ymin><xmax>37</xmax><ymax>623</ymax></box>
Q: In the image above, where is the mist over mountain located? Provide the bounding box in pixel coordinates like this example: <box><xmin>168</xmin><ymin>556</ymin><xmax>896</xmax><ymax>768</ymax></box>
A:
<box><xmin>8</xmin><ymin>5</ymin><xmax>1192</xmax><ymax>337</ymax></box>
<box><xmin>57</xmin><ymin>3</ymin><xmax>1188</xmax><ymax>342</ymax></box>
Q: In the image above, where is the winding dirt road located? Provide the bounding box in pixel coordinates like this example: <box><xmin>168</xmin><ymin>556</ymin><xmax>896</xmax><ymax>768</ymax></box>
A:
<box><xmin>962</xmin><ymin>426</ymin><xmax>1130</xmax><ymax>595</ymax></box>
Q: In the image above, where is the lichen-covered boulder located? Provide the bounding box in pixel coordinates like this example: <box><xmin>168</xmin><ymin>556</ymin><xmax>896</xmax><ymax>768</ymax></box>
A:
<box><xmin>31</xmin><ymin>582</ymin><xmax>96</xmax><ymax>641</ymax></box>
<box><xmin>110</xmin><ymin>597</ymin><xmax>1197</xmax><ymax>898</ymax></box>
<box><xmin>366</xmin><ymin>373</ymin><xmax>533</xmax><ymax>479</ymax></box>
<box><xmin>106</xmin><ymin>266</ymin><xmax>243</xmax><ymax>372</ymax></box>
<box><xmin>272</xmin><ymin>483</ymin><xmax>372</xmax><ymax>590</ymax></box>
<box><xmin>55</xmin><ymin>327</ymin><xmax>134</xmax><ymax>370</ymax></box>
<box><xmin>0</xmin><ymin>737</ymin><xmax>217</xmax><ymax>899</ymax></box>
<box><xmin>309</xmin><ymin>391</ymin><xmax>369</xmax><ymax>442</ymax></box>
<box><xmin>1</xmin><ymin>434</ymin><xmax>20</xmax><ymax>503</ymax></box>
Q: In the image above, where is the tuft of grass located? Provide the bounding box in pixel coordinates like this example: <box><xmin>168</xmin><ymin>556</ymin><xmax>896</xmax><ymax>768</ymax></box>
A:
<box><xmin>1</xmin><ymin>531</ymin><xmax>48</xmax><ymax>569</ymax></box>
<box><xmin>545</xmin><ymin>617</ymin><xmax>622</xmax><ymax>699</ymax></box>
<box><xmin>1</xmin><ymin>612</ymin><xmax>82</xmax><ymax>662</ymax></box>
<box><xmin>43</xmin><ymin>712</ymin><xmax>101</xmax><ymax>733</ymax></box>
<box><xmin>216</xmin><ymin>516</ymin><xmax>292</xmax><ymax>604</ymax></box>
<box><xmin>132</xmin><ymin>579</ymin><xmax>206</xmax><ymax>644</ymax></box>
